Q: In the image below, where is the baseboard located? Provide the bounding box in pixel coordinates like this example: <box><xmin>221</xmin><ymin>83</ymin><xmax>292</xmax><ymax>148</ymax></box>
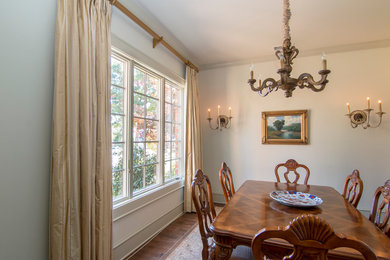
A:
<box><xmin>212</xmin><ymin>193</ymin><xmax>226</xmax><ymax>205</ymax></box>
<box><xmin>115</xmin><ymin>203</ymin><xmax>184</xmax><ymax>260</ymax></box>
<box><xmin>359</xmin><ymin>209</ymin><xmax>370</xmax><ymax>218</ymax></box>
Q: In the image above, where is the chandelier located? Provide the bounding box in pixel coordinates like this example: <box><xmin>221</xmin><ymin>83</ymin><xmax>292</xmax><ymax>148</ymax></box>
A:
<box><xmin>247</xmin><ymin>0</ymin><xmax>331</xmax><ymax>98</ymax></box>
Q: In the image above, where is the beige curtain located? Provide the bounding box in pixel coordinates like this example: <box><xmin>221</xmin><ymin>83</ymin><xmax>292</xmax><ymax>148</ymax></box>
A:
<box><xmin>184</xmin><ymin>66</ymin><xmax>203</xmax><ymax>213</ymax></box>
<box><xmin>49</xmin><ymin>0</ymin><xmax>113</xmax><ymax>259</ymax></box>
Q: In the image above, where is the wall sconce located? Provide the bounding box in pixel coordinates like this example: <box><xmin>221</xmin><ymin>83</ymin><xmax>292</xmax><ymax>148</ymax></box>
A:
<box><xmin>345</xmin><ymin>97</ymin><xmax>385</xmax><ymax>129</ymax></box>
<box><xmin>207</xmin><ymin>105</ymin><xmax>233</xmax><ymax>131</ymax></box>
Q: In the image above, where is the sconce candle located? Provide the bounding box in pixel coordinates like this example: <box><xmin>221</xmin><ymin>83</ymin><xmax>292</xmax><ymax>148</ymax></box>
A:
<box><xmin>217</xmin><ymin>105</ymin><xmax>220</xmax><ymax>116</ymax></box>
<box><xmin>379</xmin><ymin>100</ymin><xmax>382</xmax><ymax>113</ymax></box>
<box><xmin>366</xmin><ymin>97</ymin><xmax>370</xmax><ymax>109</ymax></box>
<box><xmin>346</xmin><ymin>103</ymin><xmax>351</xmax><ymax>114</ymax></box>
<box><xmin>228</xmin><ymin>107</ymin><xmax>232</xmax><ymax>117</ymax></box>
<box><xmin>207</xmin><ymin>108</ymin><xmax>211</xmax><ymax>118</ymax></box>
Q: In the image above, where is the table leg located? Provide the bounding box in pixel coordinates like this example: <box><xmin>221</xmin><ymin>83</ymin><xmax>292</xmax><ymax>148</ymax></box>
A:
<box><xmin>208</xmin><ymin>237</ymin><xmax>233</xmax><ymax>260</ymax></box>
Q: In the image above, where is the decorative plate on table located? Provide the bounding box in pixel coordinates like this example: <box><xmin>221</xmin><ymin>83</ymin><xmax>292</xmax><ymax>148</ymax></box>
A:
<box><xmin>270</xmin><ymin>190</ymin><xmax>323</xmax><ymax>208</ymax></box>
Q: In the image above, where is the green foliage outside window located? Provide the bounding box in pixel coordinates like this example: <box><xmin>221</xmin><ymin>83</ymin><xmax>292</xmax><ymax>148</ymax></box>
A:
<box><xmin>112</xmin><ymin>171</ymin><xmax>123</xmax><ymax>198</ymax></box>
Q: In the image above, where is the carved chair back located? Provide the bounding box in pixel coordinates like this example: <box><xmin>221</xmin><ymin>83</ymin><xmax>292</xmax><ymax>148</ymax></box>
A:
<box><xmin>369</xmin><ymin>180</ymin><xmax>390</xmax><ymax>238</ymax></box>
<box><xmin>219</xmin><ymin>162</ymin><xmax>235</xmax><ymax>203</ymax></box>
<box><xmin>191</xmin><ymin>169</ymin><xmax>217</xmax><ymax>260</ymax></box>
<box><xmin>342</xmin><ymin>169</ymin><xmax>363</xmax><ymax>208</ymax></box>
<box><xmin>251</xmin><ymin>214</ymin><xmax>377</xmax><ymax>260</ymax></box>
<box><xmin>274</xmin><ymin>159</ymin><xmax>310</xmax><ymax>185</ymax></box>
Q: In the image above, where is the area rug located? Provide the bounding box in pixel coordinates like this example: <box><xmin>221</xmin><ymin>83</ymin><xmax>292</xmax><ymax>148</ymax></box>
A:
<box><xmin>164</xmin><ymin>207</ymin><xmax>223</xmax><ymax>260</ymax></box>
<box><xmin>164</xmin><ymin>222</ymin><xmax>204</xmax><ymax>259</ymax></box>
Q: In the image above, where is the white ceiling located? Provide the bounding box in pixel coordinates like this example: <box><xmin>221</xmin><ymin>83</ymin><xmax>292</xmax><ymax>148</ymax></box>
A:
<box><xmin>127</xmin><ymin>0</ymin><xmax>390</xmax><ymax>69</ymax></box>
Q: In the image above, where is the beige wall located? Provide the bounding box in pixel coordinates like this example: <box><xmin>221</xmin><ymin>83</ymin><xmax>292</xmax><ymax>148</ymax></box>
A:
<box><xmin>198</xmin><ymin>47</ymin><xmax>390</xmax><ymax>211</ymax></box>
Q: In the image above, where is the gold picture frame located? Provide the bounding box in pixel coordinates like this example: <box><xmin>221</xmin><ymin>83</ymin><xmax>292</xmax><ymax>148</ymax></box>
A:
<box><xmin>262</xmin><ymin>110</ymin><xmax>308</xmax><ymax>144</ymax></box>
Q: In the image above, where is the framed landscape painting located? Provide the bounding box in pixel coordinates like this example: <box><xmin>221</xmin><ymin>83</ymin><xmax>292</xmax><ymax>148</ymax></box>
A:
<box><xmin>262</xmin><ymin>110</ymin><xmax>308</xmax><ymax>144</ymax></box>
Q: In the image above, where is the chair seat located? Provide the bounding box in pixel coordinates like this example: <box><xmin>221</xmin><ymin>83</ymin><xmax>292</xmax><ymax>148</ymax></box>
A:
<box><xmin>230</xmin><ymin>245</ymin><xmax>254</xmax><ymax>260</ymax></box>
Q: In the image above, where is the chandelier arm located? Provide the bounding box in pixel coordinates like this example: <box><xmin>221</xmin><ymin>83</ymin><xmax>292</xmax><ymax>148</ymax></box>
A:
<box><xmin>297</xmin><ymin>71</ymin><xmax>330</xmax><ymax>92</ymax></box>
<box><xmin>258</xmin><ymin>88</ymin><xmax>272</xmax><ymax>97</ymax></box>
<box><xmin>248</xmin><ymin>79</ymin><xmax>261</xmax><ymax>92</ymax></box>
<box><xmin>258</xmin><ymin>78</ymin><xmax>279</xmax><ymax>97</ymax></box>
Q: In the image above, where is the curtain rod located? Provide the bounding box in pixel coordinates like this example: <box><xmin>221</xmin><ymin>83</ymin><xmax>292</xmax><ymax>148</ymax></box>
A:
<box><xmin>112</xmin><ymin>1</ymin><xmax>199</xmax><ymax>73</ymax></box>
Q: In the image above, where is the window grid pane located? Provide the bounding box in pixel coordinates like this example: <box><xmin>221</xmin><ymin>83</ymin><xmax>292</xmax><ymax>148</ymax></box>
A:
<box><xmin>164</xmin><ymin>82</ymin><xmax>183</xmax><ymax>181</ymax></box>
<box><xmin>111</xmin><ymin>57</ymin><xmax>124</xmax><ymax>86</ymax></box>
<box><xmin>132</xmin><ymin>66</ymin><xmax>161</xmax><ymax>191</ymax></box>
<box><xmin>134</xmin><ymin>68</ymin><xmax>146</xmax><ymax>94</ymax></box>
<box><xmin>133</xmin><ymin>167</ymin><xmax>143</xmax><ymax>192</ymax></box>
<box><xmin>111</xmin><ymin>56</ymin><xmax>127</xmax><ymax>200</ymax></box>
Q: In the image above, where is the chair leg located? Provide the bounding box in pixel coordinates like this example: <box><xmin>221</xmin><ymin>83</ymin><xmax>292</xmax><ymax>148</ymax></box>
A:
<box><xmin>202</xmin><ymin>239</ymin><xmax>209</xmax><ymax>260</ymax></box>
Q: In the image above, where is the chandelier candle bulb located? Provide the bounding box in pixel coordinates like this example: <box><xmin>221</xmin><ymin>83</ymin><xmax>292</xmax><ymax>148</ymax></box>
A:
<box><xmin>207</xmin><ymin>108</ymin><xmax>211</xmax><ymax>118</ymax></box>
<box><xmin>367</xmin><ymin>97</ymin><xmax>370</xmax><ymax>109</ymax></box>
<box><xmin>228</xmin><ymin>107</ymin><xmax>232</xmax><ymax>117</ymax></box>
<box><xmin>346</xmin><ymin>103</ymin><xmax>351</xmax><ymax>114</ymax></box>
<box><xmin>250</xmin><ymin>64</ymin><xmax>254</xmax><ymax>79</ymax></box>
<box><xmin>322</xmin><ymin>53</ymin><xmax>327</xmax><ymax>70</ymax></box>
<box><xmin>379</xmin><ymin>100</ymin><xmax>382</xmax><ymax>113</ymax></box>
<box><xmin>258</xmin><ymin>74</ymin><xmax>262</xmax><ymax>87</ymax></box>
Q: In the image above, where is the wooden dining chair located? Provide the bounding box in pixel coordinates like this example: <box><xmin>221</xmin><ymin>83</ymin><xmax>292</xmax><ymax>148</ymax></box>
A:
<box><xmin>192</xmin><ymin>169</ymin><xmax>254</xmax><ymax>260</ymax></box>
<box><xmin>191</xmin><ymin>169</ymin><xmax>217</xmax><ymax>260</ymax></box>
<box><xmin>219</xmin><ymin>162</ymin><xmax>235</xmax><ymax>203</ymax></box>
<box><xmin>342</xmin><ymin>169</ymin><xmax>363</xmax><ymax>208</ymax></box>
<box><xmin>274</xmin><ymin>159</ymin><xmax>310</xmax><ymax>185</ymax></box>
<box><xmin>369</xmin><ymin>179</ymin><xmax>390</xmax><ymax>238</ymax></box>
<box><xmin>251</xmin><ymin>214</ymin><xmax>377</xmax><ymax>260</ymax></box>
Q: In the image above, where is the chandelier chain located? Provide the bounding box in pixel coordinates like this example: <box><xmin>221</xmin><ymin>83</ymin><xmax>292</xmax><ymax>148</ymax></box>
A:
<box><xmin>283</xmin><ymin>0</ymin><xmax>291</xmax><ymax>41</ymax></box>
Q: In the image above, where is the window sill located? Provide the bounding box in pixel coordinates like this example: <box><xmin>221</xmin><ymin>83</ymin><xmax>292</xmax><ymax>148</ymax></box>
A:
<box><xmin>113</xmin><ymin>178</ymin><xmax>184</xmax><ymax>222</ymax></box>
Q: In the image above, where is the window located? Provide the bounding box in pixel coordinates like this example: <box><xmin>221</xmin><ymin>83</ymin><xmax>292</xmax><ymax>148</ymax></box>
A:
<box><xmin>110</xmin><ymin>49</ymin><xmax>184</xmax><ymax>203</ymax></box>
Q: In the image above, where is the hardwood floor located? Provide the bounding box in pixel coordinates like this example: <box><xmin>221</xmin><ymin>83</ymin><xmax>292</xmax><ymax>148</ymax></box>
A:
<box><xmin>128</xmin><ymin>212</ymin><xmax>198</xmax><ymax>260</ymax></box>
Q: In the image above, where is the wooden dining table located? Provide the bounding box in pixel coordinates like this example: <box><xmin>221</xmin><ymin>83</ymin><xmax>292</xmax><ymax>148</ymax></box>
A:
<box><xmin>209</xmin><ymin>180</ymin><xmax>390</xmax><ymax>260</ymax></box>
